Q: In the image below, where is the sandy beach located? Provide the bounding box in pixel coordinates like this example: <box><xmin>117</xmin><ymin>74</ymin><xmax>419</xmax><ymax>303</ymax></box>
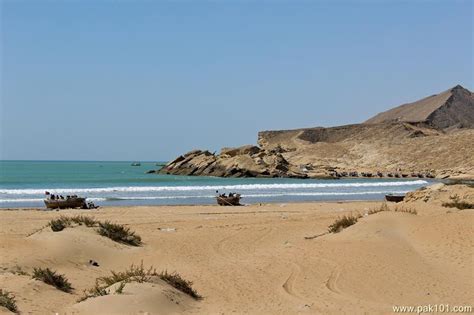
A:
<box><xmin>0</xmin><ymin>184</ymin><xmax>472</xmax><ymax>314</ymax></box>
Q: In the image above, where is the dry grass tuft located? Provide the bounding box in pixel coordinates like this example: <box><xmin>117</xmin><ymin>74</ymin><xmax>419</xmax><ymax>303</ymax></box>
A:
<box><xmin>159</xmin><ymin>271</ymin><xmax>201</xmax><ymax>300</ymax></box>
<box><xmin>367</xmin><ymin>203</ymin><xmax>417</xmax><ymax>215</ymax></box>
<box><xmin>0</xmin><ymin>289</ymin><xmax>18</xmax><ymax>313</ymax></box>
<box><xmin>48</xmin><ymin>215</ymin><xmax>98</xmax><ymax>232</ymax></box>
<box><xmin>442</xmin><ymin>194</ymin><xmax>474</xmax><ymax>210</ymax></box>
<box><xmin>11</xmin><ymin>265</ymin><xmax>29</xmax><ymax>276</ymax></box>
<box><xmin>80</xmin><ymin>262</ymin><xmax>201</xmax><ymax>302</ymax></box>
<box><xmin>97</xmin><ymin>221</ymin><xmax>142</xmax><ymax>246</ymax></box>
<box><xmin>328</xmin><ymin>214</ymin><xmax>359</xmax><ymax>233</ymax></box>
<box><xmin>47</xmin><ymin>216</ymin><xmax>142</xmax><ymax>246</ymax></box>
<box><xmin>393</xmin><ymin>205</ymin><xmax>418</xmax><ymax>215</ymax></box>
<box><xmin>368</xmin><ymin>203</ymin><xmax>390</xmax><ymax>215</ymax></box>
<box><xmin>32</xmin><ymin>267</ymin><xmax>73</xmax><ymax>293</ymax></box>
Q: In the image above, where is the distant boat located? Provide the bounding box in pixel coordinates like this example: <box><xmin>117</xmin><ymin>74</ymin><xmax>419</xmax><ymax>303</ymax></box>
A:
<box><xmin>131</xmin><ymin>162</ymin><xmax>141</xmax><ymax>166</ymax></box>
<box><xmin>216</xmin><ymin>194</ymin><xmax>242</xmax><ymax>206</ymax></box>
<box><xmin>385</xmin><ymin>194</ymin><xmax>405</xmax><ymax>203</ymax></box>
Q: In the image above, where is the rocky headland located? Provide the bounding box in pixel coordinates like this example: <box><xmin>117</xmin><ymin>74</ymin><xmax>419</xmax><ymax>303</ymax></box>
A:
<box><xmin>157</xmin><ymin>85</ymin><xmax>474</xmax><ymax>179</ymax></box>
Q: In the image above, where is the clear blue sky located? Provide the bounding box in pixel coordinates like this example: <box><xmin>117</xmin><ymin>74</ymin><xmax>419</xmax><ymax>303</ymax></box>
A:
<box><xmin>1</xmin><ymin>0</ymin><xmax>472</xmax><ymax>161</ymax></box>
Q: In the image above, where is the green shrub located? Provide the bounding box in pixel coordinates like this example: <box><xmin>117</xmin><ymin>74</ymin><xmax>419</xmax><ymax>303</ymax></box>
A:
<box><xmin>0</xmin><ymin>289</ymin><xmax>18</xmax><ymax>313</ymax></box>
<box><xmin>32</xmin><ymin>267</ymin><xmax>73</xmax><ymax>293</ymax></box>
<box><xmin>97</xmin><ymin>221</ymin><xmax>142</xmax><ymax>246</ymax></box>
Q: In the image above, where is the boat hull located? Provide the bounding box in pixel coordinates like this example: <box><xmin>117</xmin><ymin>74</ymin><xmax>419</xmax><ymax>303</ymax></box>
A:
<box><xmin>44</xmin><ymin>198</ymin><xmax>86</xmax><ymax>209</ymax></box>
<box><xmin>216</xmin><ymin>195</ymin><xmax>241</xmax><ymax>206</ymax></box>
<box><xmin>385</xmin><ymin>195</ymin><xmax>405</xmax><ymax>203</ymax></box>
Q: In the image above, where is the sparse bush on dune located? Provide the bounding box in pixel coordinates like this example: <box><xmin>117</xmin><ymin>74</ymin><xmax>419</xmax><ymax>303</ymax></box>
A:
<box><xmin>11</xmin><ymin>265</ymin><xmax>29</xmax><ymax>276</ymax></box>
<box><xmin>368</xmin><ymin>203</ymin><xmax>390</xmax><ymax>215</ymax></box>
<box><xmin>70</xmin><ymin>215</ymin><xmax>98</xmax><ymax>227</ymax></box>
<box><xmin>49</xmin><ymin>216</ymin><xmax>72</xmax><ymax>232</ymax></box>
<box><xmin>160</xmin><ymin>270</ymin><xmax>201</xmax><ymax>300</ymax></box>
<box><xmin>47</xmin><ymin>216</ymin><xmax>142</xmax><ymax>246</ymax></box>
<box><xmin>97</xmin><ymin>221</ymin><xmax>142</xmax><ymax>246</ymax></box>
<box><xmin>32</xmin><ymin>267</ymin><xmax>73</xmax><ymax>293</ymax></box>
<box><xmin>367</xmin><ymin>203</ymin><xmax>417</xmax><ymax>215</ymax></box>
<box><xmin>442</xmin><ymin>194</ymin><xmax>474</xmax><ymax>210</ymax></box>
<box><xmin>393</xmin><ymin>205</ymin><xmax>418</xmax><ymax>215</ymax></box>
<box><xmin>0</xmin><ymin>289</ymin><xmax>18</xmax><ymax>313</ymax></box>
<box><xmin>80</xmin><ymin>262</ymin><xmax>201</xmax><ymax>302</ymax></box>
<box><xmin>325</xmin><ymin>203</ymin><xmax>419</xmax><ymax>235</ymax></box>
<box><xmin>48</xmin><ymin>215</ymin><xmax>98</xmax><ymax>232</ymax></box>
<box><xmin>328</xmin><ymin>214</ymin><xmax>359</xmax><ymax>233</ymax></box>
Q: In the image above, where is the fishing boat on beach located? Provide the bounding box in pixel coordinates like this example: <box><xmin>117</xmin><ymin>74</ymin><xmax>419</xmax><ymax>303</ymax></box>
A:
<box><xmin>385</xmin><ymin>194</ymin><xmax>405</xmax><ymax>203</ymax></box>
<box><xmin>44</xmin><ymin>192</ymin><xmax>87</xmax><ymax>209</ymax></box>
<box><xmin>216</xmin><ymin>193</ymin><xmax>242</xmax><ymax>206</ymax></box>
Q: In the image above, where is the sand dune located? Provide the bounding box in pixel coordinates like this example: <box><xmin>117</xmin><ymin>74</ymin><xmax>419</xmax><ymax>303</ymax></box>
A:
<box><xmin>68</xmin><ymin>280</ymin><xmax>196</xmax><ymax>314</ymax></box>
<box><xmin>0</xmin><ymin>185</ymin><xmax>473</xmax><ymax>314</ymax></box>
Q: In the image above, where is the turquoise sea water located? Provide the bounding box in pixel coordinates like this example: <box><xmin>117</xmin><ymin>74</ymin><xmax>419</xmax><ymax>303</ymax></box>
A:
<box><xmin>0</xmin><ymin>161</ymin><xmax>432</xmax><ymax>208</ymax></box>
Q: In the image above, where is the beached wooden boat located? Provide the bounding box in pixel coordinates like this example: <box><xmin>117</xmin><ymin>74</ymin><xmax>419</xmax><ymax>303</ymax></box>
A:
<box><xmin>44</xmin><ymin>197</ymin><xmax>87</xmax><ymax>209</ymax></box>
<box><xmin>216</xmin><ymin>194</ymin><xmax>241</xmax><ymax>206</ymax></box>
<box><xmin>385</xmin><ymin>194</ymin><xmax>405</xmax><ymax>203</ymax></box>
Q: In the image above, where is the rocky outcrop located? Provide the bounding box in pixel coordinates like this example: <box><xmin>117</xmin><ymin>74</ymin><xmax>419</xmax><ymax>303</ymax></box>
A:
<box><xmin>158</xmin><ymin>145</ymin><xmax>310</xmax><ymax>178</ymax></box>
<box><xmin>155</xmin><ymin>85</ymin><xmax>474</xmax><ymax>179</ymax></box>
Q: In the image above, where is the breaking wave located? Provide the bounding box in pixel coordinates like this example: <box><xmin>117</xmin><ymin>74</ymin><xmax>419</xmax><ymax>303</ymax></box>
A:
<box><xmin>0</xmin><ymin>180</ymin><xmax>428</xmax><ymax>195</ymax></box>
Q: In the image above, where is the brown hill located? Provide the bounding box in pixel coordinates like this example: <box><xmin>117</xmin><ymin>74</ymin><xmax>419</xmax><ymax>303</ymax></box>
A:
<box><xmin>158</xmin><ymin>85</ymin><xmax>474</xmax><ymax>179</ymax></box>
<box><xmin>365</xmin><ymin>85</ymin><xmax>474</xmax><ymax>129</ymax></box>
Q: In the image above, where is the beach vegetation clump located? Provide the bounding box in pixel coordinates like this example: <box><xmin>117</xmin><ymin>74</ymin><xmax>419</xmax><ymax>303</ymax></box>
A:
<box><xmin>368</xmin><ymin>203</ymin><xmax>390</xmax><ymax>215</ymax></box>
<box><xmin>97</xmin><ymin>221</ymin><xmax>142</xmax><ymax>246</ymax></box>
<box><xmin>115</xmin><ymin>282</ymin><xmax>126</xmax><ymax>294</ymax></box>
<box><xmin>0</xmin><ymin>289</ymin><xmax>18</xmax><ymax>313</ymax></box>
<box><xmin>49</xmin><ymin>216</ymin><xmax>72</xmax><ymax>232</ymax></box>
<box><xmin>80</xmin><ymin>262</ymin><xmax>201</xmax><ymax>302</ymax></box>
<box><xmin>367</xmin><ymin>203</ymin><xmax>417</xmax><ymax>215</ymax></box>
<box><xmin>70</xmin><ymin>215</ymin><xmax>98</xmax><ymax>227</ymax></box>
<box><xmin>32</xmin><ymin>267</ymin><xmax>73</xmax><ymax>293</ymax></box>
<box><xmin>48</xmin><ymin>215</ymin><xmax>98</xmax><ymax>232</ymax></box>
<box><xmin>46</xmin><ymin>216</ymin><xmax>142</xmax><ymax>246</ymax></box>
<box><xmin>442</xmin><ymin>194</ymin><xmax>474</xmax><ymax>210</ymax></box>
<box><xmin>11</xmin><ymin>265</ymin><xmax>29</xmax><ymax>276</ymax></box>
<box><xmin>159</xmin><ymin>270</ymin><xmax>201</xmax><ymax>300</ymax></box>
<box><xmin>393</xmin><ymin>205</ymin><xmax>418</xmax><ymax>215</ymax></box>
<box><xmin>328</xmin><ymin>214</ymin><xmax>359</xmax><ymax>233</ymax></box>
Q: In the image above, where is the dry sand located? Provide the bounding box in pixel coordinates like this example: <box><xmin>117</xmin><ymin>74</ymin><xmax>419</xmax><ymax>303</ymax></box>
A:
<box><xmin>0</xmin><ymin>185</ymin><xmax>473</xmax><ymax>314</ymax></box>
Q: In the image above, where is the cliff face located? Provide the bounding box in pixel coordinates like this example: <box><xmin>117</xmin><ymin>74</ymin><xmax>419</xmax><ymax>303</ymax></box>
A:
<box><xmin>158</xmin><ymin>85</ymin><xmax>474</xmax><ymax>179</ymax></box>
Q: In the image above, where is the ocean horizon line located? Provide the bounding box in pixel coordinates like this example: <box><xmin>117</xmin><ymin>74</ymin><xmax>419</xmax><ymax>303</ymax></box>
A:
<box><xmin>0</xmin><ymin>159</ymin><xmax>169</xmax><ymax>163</ymax></box>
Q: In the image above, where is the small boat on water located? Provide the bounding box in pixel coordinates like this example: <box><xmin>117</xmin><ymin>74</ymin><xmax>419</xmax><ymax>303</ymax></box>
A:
<box><xmin>131</xmin><ymin>162</ymin><xmax>141</xmax><ymax>166</ymax></box>
<box><xmin>385</xmin><ymin>194</ymin><xmax>405</xmax><ymax>203</ymax></box>
<box><xmin>216</xmin><ymin>193</ymin><xmax>241</xmax><ymax>206</ymax></box>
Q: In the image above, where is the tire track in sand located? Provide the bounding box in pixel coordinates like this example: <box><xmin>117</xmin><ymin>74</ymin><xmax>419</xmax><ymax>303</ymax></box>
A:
<box><xmin>325</xmin><ymin>267</ymin><xmax>342</xmax><ymax>294</ymax></box>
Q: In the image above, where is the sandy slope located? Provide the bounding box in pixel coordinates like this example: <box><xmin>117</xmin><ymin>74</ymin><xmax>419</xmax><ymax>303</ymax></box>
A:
<box><xmin>0</xmin><ymin>186</ymin><xmax>473</xmax><ymax>314</ymax></box>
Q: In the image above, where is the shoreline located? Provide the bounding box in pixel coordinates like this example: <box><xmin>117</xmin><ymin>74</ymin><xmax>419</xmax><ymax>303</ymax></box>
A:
<box><xmin>0</xmin><ymin>198</ymin><xmax>395</xmax><ymax>211</ymax></box>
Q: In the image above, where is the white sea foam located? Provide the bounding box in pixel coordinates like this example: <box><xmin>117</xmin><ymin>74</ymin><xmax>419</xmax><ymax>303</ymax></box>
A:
<box><xmin>0</xmin><ymin>180</ymin><xmax>428</xmax><ymax>195</ymax></box>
